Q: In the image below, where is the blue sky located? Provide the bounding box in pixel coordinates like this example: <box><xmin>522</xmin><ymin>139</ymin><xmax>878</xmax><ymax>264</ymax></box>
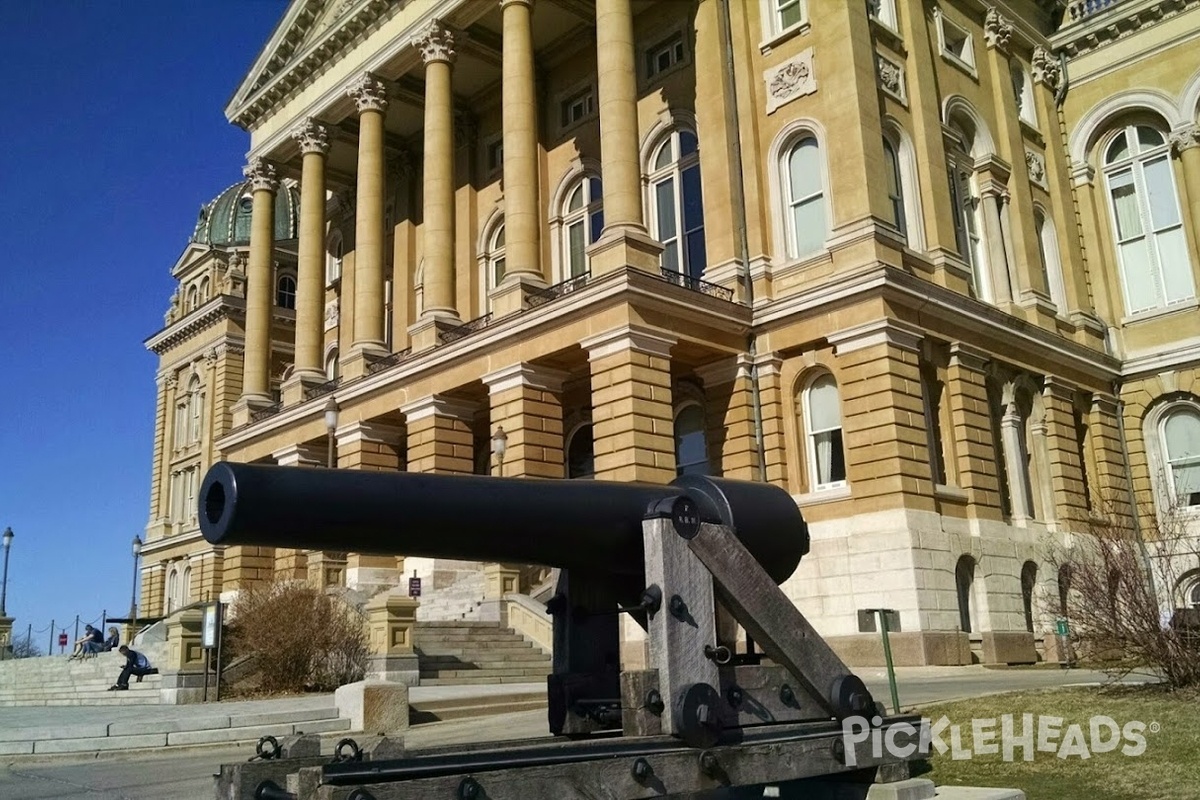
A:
<box><xmin>0</xmin><ymin>2</ymin><xmax>286</xmax><ymax>650</ymax></box>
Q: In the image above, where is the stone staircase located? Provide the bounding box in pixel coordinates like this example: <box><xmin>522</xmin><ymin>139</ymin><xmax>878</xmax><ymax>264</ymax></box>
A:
<box><xmin>415</xmin><ymin>621</ymin><xmax>552</xmax><ymax>686</ymax></box>
<box><xmin>0</xmin><ymin>643</ymin><xmax>169</xmax><ymax>707</ymax></box>
<box><xmin>415</xmin><ymin>570</ymin><xmax>488</xmax><ymax>621</ymax></box>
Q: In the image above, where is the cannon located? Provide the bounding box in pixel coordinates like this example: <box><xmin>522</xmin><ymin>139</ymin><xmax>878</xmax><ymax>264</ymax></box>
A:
<box><xmin>200</xmin><ymin>463</ymin><xmax>925</xmax><ymax>799</ymax></box>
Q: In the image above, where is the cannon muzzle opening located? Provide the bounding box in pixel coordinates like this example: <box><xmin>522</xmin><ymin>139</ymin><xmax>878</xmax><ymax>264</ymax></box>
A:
<box><xmin>198</xmin><ymin>462</ymin><xmax>808</xmax><ymax>585</ymax></box>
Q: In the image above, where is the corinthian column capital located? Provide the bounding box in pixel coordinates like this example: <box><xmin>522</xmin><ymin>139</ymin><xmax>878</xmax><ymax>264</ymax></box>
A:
<box><xmin>243</xmin><ymin>157</ymin><xmax>279</xmax><ymax>192</ymax></box>
<box><xmin>1170</xmin><ymin>126</ymin><xmax>1200</xmax><ymax>155</ymax></box>
<box><xmin>984</xmin><ymin>8</ymin><xmax>1013</xmax><ymax>52</ymax></box>
<box><xmin>415</xmin><ymin>20</ymin><xmax>456</xmax><ymax>65</ymax></box>
<box><xmin>291</xmin><ymin>117</ymin><xmax>331</xmax><ymax>155</ymax></box>
<box><xmin>1031</xmin><ymin>46</ymin><xmax>1061</xmax><ymax>90</ymax></box>
<box><xmin>348</xmin><ymin>73</ymin><xmax>389</xmax><ymax>114</ymax></box>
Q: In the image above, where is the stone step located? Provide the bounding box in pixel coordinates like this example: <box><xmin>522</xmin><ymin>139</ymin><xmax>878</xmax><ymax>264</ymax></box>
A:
<box><xmin>417</xmin><ymin>655</ymin><xmax>550</xmax><ymax>667</ymax></box>
<box><xmin>415</xmin><ymin>643</ymin><xmax>538</xmax><ymax>655</ymax></box>
<box><xmin>409</xmin><ymin>697</ymin><xmax>546</xmax><ymax>723</ymax></box>
<box><xmin>420</xmin><ymin>675</ymin><xmax>550</xmax><ymax>685</ymax></box>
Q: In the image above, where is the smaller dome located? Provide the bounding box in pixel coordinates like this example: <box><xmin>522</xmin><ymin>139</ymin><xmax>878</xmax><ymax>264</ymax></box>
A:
<box><xmin>190</xmin><ymin>179</ymin><xmax>300</xmax><ymax>247</ymax></box>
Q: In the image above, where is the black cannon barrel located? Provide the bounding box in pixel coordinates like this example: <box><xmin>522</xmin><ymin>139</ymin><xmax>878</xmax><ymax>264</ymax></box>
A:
<box><xmin>198</xmin><ymin>463</ymin><xmax>808</xmax><ymax>584</ymax></box>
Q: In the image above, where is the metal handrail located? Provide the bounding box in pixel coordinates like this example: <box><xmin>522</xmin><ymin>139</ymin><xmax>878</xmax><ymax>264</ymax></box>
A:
<box><xmin>366</xmin><ymin>349</ymin><xmax>412</xmax><ymax>375</ymax></box>
<box><xmin>528</xmin><ymin>273</ymin><xmax>591</xmax><ymax>309</ymax></box>
<box><xmin>304</xmin><ymin>377</ymin><xmax>340</xmax><ymax>401</ymax></box>
<box><xmin>250</xmin><ymin>402</ymin><xmax>282</xmax><ymax>423</ymax></box>
<box><xmin>438</xmin><ymin>313</ymin><xmax>494</xmax><ymax>345</ymax></box>
<box><xmin>658</xmin><ymin>268</ymin><xmax>735</xmax><ymax>302</ymax></box>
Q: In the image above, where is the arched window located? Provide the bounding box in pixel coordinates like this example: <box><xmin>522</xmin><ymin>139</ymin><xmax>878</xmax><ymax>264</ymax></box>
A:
<box><xmin>276</xmin><ymin>273</ymin><xmax>296</xmax><ymax>309</ymax></box>
<box><xmin>181</xmin><ymin>565</ymin><xmax>192</xmax><ymax>608</ymax></box>
<box><xmin>165</xmin><ymin>568</ymin><xmax>178</xmax><ymax>615</ymax></box>
<box><xmin>199</xmin><ymin>277</ymin><xmax>210</xmax><ymax>303</ymax></box>
<box><xmin>1104</xmin><ymin>124</ymin><xmax>1194</xmax><ymax>314</ymax></box>
<box><xmin>781</xmin><ymin>136</ymin><xmax>826</xmax><ymax>258</ymax></box>
<box><xmin>1035</xmin><ymin>209</ymin><xmax>1068</xmax><ymax>314</ymax></box>
<box><xmin>803</xmin><ymin>374</ymin><xmax>846</xmax><ymax>490</ymax></box>
<box><xmin>186</xmin><ymin>285</ymin><xmax>199</xmax><ymax>312</ymax></box>
<box><xmin>649</xmin><ymin>129</ymin><xmax>706</xmax><ymax>279</ymax></box>
<box><xmin>481</xmin><ymin>222</ymin><xmax>506</xmax><ymax>314</ymax></box>
<box><xmin>326</xmin><ymin>230</ymin><xmax>343</xmax><ymax>285</ymax></box>
<box><xmin>1011</xmin><ymin>63</ymin><xmax>1036</xmax><ymax>127</ymax></box>
<box><xmin>674</xmin><ymin>404</ymin><xmax>710</xmax><ymax>477</ymax></box>
<box><xmin>882</xmin><ymin>137</ymin><xmax>906</xmax><ymax>240</ymax></box>
<box><xmin>1021</xmin><ymin>561</ymin><xmax>1038</xmax><ymax>633</ymax></box>
<box><xmin>325</xmin><ymin>349</ymin><xmax>339</xmax><ymax>381</ymax></box>
<box><xmin>947</xmin><ymin>131</ymin><xmax>989</xmax><ymax>300</ymax></box>
<box><xmin>956</xmin><ymin>555</ymin><xmax>978</xmax><ymax>633</ymax></box>
<box><xmin>1160</xmin><ymin>405</ymin><xmax>1200</xmax><ymax>508</ymax></box>
<box><xmin>566</xmin><ymin>423</ymin><xmax>595</xmax><ymax>479</ymax></box>
<box><xmin>1189</xmin><ymin>581</ymin><xmax>1200</xmax><ymax>609</ymax></box>
<box><xmin>562</xmin><ymin>176</ymin><xmax>603</xmax><ymax>279</ymax></box>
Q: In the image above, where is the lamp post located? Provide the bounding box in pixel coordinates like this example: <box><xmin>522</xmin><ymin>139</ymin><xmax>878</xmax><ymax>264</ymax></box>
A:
<box><xmin>129</xmin><ymin>536</ymin><xmax>142</xmax><ymax>627</ymax></box>
<box><xmin>1</xmin><ymin>527</ymin><xmax>13</xmax><ymax>617</ymax></box>
<box><xmin>491</xmin><ymin>425</ymin><xmax>508</xmax><ymax>477</ymax></box>
<box><xmin>324</xmin><ymin>397</ymin><xmax>339</xmax><ymax>468</ymax></box>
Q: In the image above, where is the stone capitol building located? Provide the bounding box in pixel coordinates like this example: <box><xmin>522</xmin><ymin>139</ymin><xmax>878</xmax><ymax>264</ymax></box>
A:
<box><xmin>142</xmin><ymin>0</ymin><xmax>1200</xmax><ymax>668</ymax></box>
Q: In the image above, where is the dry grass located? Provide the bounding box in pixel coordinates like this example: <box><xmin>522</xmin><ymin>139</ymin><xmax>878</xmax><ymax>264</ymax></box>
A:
<box><xmin>921</xmin><ymin>686</ymin><xmax>1200</xmax><ymax>800</ymax></box>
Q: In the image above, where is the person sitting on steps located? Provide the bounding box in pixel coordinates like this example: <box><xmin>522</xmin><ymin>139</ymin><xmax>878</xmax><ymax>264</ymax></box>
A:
<box><xmin>68</xmin><ymin>625</ymin><xmax>103</xmax><ymax>660</ymax></box>
<box><xmin>102</xmin><ymin>626</ymin><xmax>120</xmax><ymax>652</ymax></box>
<box><xmin>108</xmin><ymin>645</ymin><xmax>158</xmax><ymax>690</ymax></box>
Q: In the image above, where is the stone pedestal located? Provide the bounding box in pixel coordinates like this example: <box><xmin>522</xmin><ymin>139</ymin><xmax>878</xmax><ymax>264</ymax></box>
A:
<box><xmin>334</xmin><ymin>680</ymin><xmax>409</xmax><ymax>734</ymax></box>
<box><xmin>161</xmin><ymin>607</ymin><xmax>206</xmax><ymax>704</ymax></box>
<box><xmin>484</xmin><ymin>563</ymin><xmax>520</xmax><ymax>600</ymax></box>
<box><xmin>0</xmin><ymin>616</ymin><xmax>12</xmax><ymax>658</ymax></box>
<box><xmin>488</xmin><ymin>275</ymin><xmax>546</xmax><ymax>318</ymax></box>
<box><xmin>407</xmin><ymin>315</ymin><xmax>463</xmax><ymax>353</ymax></box>
<box><xmin>231</xmin><ymin>394</ymin><xmax>275</xmax><ymax>429</ymax></box>
<box><xmin>365</xmin><ymin>591</ymin><xmax>420</xmax><ymax>685</ymax></box>
<box><xmin>586</xmin><ymin>227</ymin><xmax>663</xmax><ymax>276</ymax></box>
<box><xmin>982</xmin><ymin>631</ymin><xmax>1038</xmax><ymax>665</ymax></box>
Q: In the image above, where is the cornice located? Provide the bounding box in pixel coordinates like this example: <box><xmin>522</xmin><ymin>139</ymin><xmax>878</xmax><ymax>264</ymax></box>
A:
<box><xmin>1121</xmin><ymin>337</ymin><xmax>1200</xmax><ymax>378</ymax></box>
<box><xmin>1051</xmin><ymin>0</ymin><xmax>1200</xmax><ymax>58</ymax></box>
<box><xmin>145</xmin><ymin>297</ymin><xmax>239</xmax><ymax>355</ymax></box>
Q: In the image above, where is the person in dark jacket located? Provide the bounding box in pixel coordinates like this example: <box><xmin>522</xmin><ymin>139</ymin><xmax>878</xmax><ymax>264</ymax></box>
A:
<box><xmin>108</xmin><ymin>645</ymin><xmax>158</xmax><ymax>690</ymax></box>
<box><xmin>102</xmin><ymin>626</ymin><xmax>120</xmax><ymax>652</ymax></box>
<box><xmin>68</xmin><ymin>625</ymin><xmax>103</xmax><ymax>660</ymax></box>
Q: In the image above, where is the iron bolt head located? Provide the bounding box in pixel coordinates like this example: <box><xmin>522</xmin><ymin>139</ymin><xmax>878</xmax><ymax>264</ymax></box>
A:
<box><xmin>699</xmin><ymin>750</ymin><xmax>719</xmax><ymax>776</ymax></box>
<box><xmin>696</xmin><ymin>703</ymin><xmax>710</xmax><ymax>724</ymax></box>
<box><xmin>727</xmin><ymin>686</ymin><xmax>743</xmax><ymax>706</ymax></box>
<box><xmin>631</xmin><ymin>757</ymin><xmax>651</xmax><ymax>782</ymax></box>
<box><xmin>779</xmin><ymin>684</ymin><xmax>795</xmax><ymax>706</ymax></box>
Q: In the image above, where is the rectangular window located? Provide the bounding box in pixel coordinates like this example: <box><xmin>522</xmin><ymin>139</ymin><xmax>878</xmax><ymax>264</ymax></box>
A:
<box><xmin>776</xmin><ymin>0</ymin><xmax>805</xmax><ymax>30</ymax></box>
<box><xmin>681</xmin><ymin>163</ymin><xmax>706</xmax><ymax>279</ymax></box>
<box><xmin>867</xmin><ymin>0</ymin><xmax>898</xmax><ymax>29</ymax></box>
<box><xmin>560</xmin><ymin>87</ymin><xmax>595</xmax><ymax>128</ymax></box>
<box><xmin>655</xmin><ymin>177</ymin><xmax>679</xmax><ymax>273</ymax></box>
<box><xmin>486</xmin><ymin>139</ymin><xmax>504</xmax><ymax>173</ymax></box>
<box><xmin>646</xmin><ymin>33</ymin><xmax>685</xmax><ymax>79</ymax></box>
<box><xmin>938</xmin><ymin>13</ymin><xmax>975</xmax><ymax>72</ymax></box>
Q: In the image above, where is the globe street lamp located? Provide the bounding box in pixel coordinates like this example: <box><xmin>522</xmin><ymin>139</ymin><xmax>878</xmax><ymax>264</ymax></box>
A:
<box><xmin>324</xmin><ymin>397</ymin><xmax>339</xmax><ymax>468</ymax></box>
<box><xmin>129</xmin><ymin>536</ymin><xmax>142</xmax><ymax>627</ymax></box>
<box><xmin>491</xmin><ymin>425</ymin><xmax>508</xmax><ymax>477</ymax></box>
<box><xmin>1</xmin><ymin>527</ymin><xmax>13</xmax><ymax>617</ymax></box>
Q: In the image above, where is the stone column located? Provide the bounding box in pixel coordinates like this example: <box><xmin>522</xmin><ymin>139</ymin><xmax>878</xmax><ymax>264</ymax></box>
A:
<box><xmin>827</xmin><ymin>320</ymin><xmax>932</xmax><ymax>507</ymax></box>
<box><xmin>155</xmin><ymin>375</ymin><xmax>178</xmax><ymax>523</ymax></box>
<box><xmin>588</xmin><ymin>0</ymin><xmax>663</xmax><ymax>276</ymax></box>
<box><xmin>482</xmin><ymin>364</ymin><xmax>568</xmax><ymax>479</ymax></box>
<box><xmin>337</xmin><ymin>421</ymin><xmax>406</xmax><ymax>593</ymax></box>
<box><xmin>284</xmin><ymin>118</ymin><xmax>331</xmax><ymax>400</ymax></box>
<box><xmin>945</xmin><ymin>343</ymin><xmax>1003</xmax><ymax>518</ymax></box>
<box><xmin>234</xmin><ymin>157</ymin><xmax>279</xmax><ymax>426</ymax></box>
<box><xmin>582</xmin><ymin>326</ymin><xmax>677</xmax><ymax>484</ymax></box>
<box><xmin>978</xmin><ymin>186</ymin><xmax>1014</xmax><ymax>305</ymax></box>
<box><xmin>1170</xmin><ymin>127</ymin><xmax>1200</xmax><ymax>238</ymax></box>
<box><xmin>271</xmin><ymin>444</ymin><xmax>323</xmax><ymax>581</ymax></box>
<box><xmin>1041</xmin><ymin>377</ymin><xmax>1086</xmax><ymax>528</ymax></box>
<box><xmin>490</xmin><ymin>0</ymin><xmax>545</xmax><ymax>317</ymax></box>
<box><xmin>343</xmin><ymin>75</ymin><xmax>390</xmax><ymax>377</ymax></box>
<box><xmin>410</xmin><ymin>21</ymin><xmax>461</xmax><ymax>351</ymax></box>
<box><xmin>999</xmin><ymin>383</ymin><xmax>1033</xmax><ymax>523</ymax></box>
<box><xmin>696</xmin><ymin>356</ymin><xmax>757</xmax><ymax>480</ymax></box>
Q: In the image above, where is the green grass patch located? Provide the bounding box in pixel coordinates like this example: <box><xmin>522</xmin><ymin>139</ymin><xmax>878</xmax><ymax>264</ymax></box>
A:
<box><xmin>919</xmin><ymin>686</ymin><xmax>1200</xmax><ymax>800</ymax></box>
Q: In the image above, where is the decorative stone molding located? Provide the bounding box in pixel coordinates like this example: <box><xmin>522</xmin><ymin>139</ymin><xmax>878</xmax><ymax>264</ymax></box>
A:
<box><xmin>482</xmin><ymin>363</ymin><xmax>570</xmax><ymax>395</ymax></box>
<box><xmin>291</xmin><ymin>117</ymin><xmax>331</xmax><ymax>154</ymax></box>
<box><xmin>983</xmin><ymin>8</ymin><xmax>1013</xmax><ymax>52</ymax></box>
<box><xmin>204</xmin><ymin>348</ymin><xmax>219</xmax><ymax>367</ymax></box>
<box><xmin>1170</xmin><ymin>126</ymin><xmax>1200</xmax><ymax>155</ymax></box>
<box><xmin>763</xmin><ymin>48</ymin><xmax>816</xmax><ymax>115</ymax></box>
<box><xmin>581</xmin><ymin>325</ymin><xmax>677</xmax><ymax>360</ymax></box>
<box><xmin>324</xmin><ymin>298</ymin><xmax>340</xmax><ymax>331</ymax></box>
<box><xmin>243</xmin><ymin>157</ymin><xmax>279</xmax><ymax>193</ymax></box>
<box><xmin>1025</xmin><ymin>149</ymin><xmax>1048</xmax><ymax>189</ymax></box>
<box><xmin>399</xmin><ymin>395</ymin><xmax>477</xmax><ymax>424</ymax></box>
<box><xmin>414</xmin><ymin>20</ymin><xmax>456</xmax><ymax>65</ymax></box>
<box><xmin>272</xmin><ymin>443</ymin><xmax>324</xmax><ymax>466</ymax></box>
<box><xmin>347</xmin><ymin>73</ymin><xmax>389</xmax><ymax>114</ymax></box>
<box><xmin>949</xmin><ymin>342</ymin><xmax>990</xmax><ymax>372</ymax></box>
<box><xmin>876</xmin><ymin>52</ymin><xmax>906</xmax><ymax>104</ymax></box>
<box><xmin>826</xmin><ymin>318</ymin><xmax>924</xmax><ymax>355</ymax></box>
<box><xmin>335</xmin><ymin>421</ymin><xmax>404</xmax><ymax>448</ymax></box>
<box><xmin>1031</xmin><ymin>46</ymin><xmax>1060</xmax><ymax>90</ymax></box>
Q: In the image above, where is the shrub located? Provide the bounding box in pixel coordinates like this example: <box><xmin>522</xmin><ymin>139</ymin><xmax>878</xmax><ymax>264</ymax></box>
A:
<box><xmin>225</xmin><ymin>581</ymin><xmax>368</xmax><ymax>694</ymax></box>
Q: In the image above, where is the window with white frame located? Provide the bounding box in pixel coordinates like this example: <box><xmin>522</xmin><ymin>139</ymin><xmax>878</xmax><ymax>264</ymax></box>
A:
<box><xmin>562</xmin><ymin>176</ymin><xmax>603</xmax><ymax>279</ymax></box>
<box><xmin>186</xmin><ymin>285</ymin><xmax>199</xmax><ymax>312</ymax></box>
<box><xmin>937</xmin><ymin>12</ymin><xmax>975</xmax><ymax>72</ymax></box>
<box><xmin>1011</xmin><ymin>63</ymin><xmax>1037</xmax><ymax>127</ymax></box>
<box><xmin>1189</xmin><ymin>580</ymin><xmax>1200</xmax><ymax>609</ymax></box>
<box><xmin>774</xmin><ymin>0</ymin><xmax>807</xmax><ymax>32</ymax></box>
<box><xmin>804</xmin><ymin>374</ymin><xmax>847</xmax><ymax>489</ymax></box>
<box><xmin>166</xmin><ymin>568</ymin><xmax>178</xmax><ymax>614</ymax></box>
<box><xmin>1035</xmin><ymin>209</ymin><xmax>1068</xmax><ymax>314</ymax></box>
<box><xmin>187</xmin><ymin>375</ymin><xmax>203</xmax><ymax>444</ymax></box>
<box><xmin>947</xmin><ymin>134</ymin><xmax>989</xmax><ymax>300</ymax></box>
<box><xmin>199</xmin><ymin>277</ymin><xmax>210</xmax><ymax>303</ymax></box>
<box><xmin>1160</xmin><ymin>405</ymin><xmax>1200</xmax><ymax>508</ymax></box>
<box><xmin>181</xmin><ymin>565</ymin><xmax>192</xmax><ymax>608</ymax></box>
<box><xmin>327</xmin><ymin>230</ymin><xmax>343</xmax><ymax>285</ymax></box>
<box><xmin>867</xmin><ymin>0</ymin><xmax>898</xmax><ymax>30</ymax></box>
<box><xmin>560</xmin><ymin>85</ymin><xmax>596</xmax><ymax>129</ymax></box>
<box><xmin>325</xmin><ymin>349</ymin><xmax>339</xmax><ymax>381</ymax></box>
<box><xmin>649</xmin><ymin>129</ymin><xmax>706</xmax><ymax>279</ymax></box>
<box><xmin>674</xmin><ymin>404</ymin><xmax>711</xmax><ymax>477</ymax></box>
<box><xmin>782</xmin><ymin>136</ymin><xmax>827</xmax><ymax>258</ymax></box>
<box><xmin>276</xmin><ymin>273</ymin><xmax>296</xmax><ymax>309</ymax></box>
<box><xmin>882</xmin><ymin>137</ymin><xmax>906</xmax><ymax>240</ymax></box>
<box><xmin>173</xmin><ymin>398</ymin><xmax>187</xmax><ymax>450</ymax></box>
<box><xmin>480</xmin><ymin>222</ymin><xmax>506</xmax><ymax>314</ymax></box>
<box><xmin>1104</xmin><ymin>125</ymin><xmax>1195</xmax><ymax>315</ymax></box>
<box><xmin>645</xmin><ymin>32</ymin><xmax>685</xmax><ymax>80</ymax></box>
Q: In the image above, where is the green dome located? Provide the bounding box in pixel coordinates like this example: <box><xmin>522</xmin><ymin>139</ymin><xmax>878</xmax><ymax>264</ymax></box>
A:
<box><xmin>190</xmin><ymin>179</ymin><xmax>300</xmax><ymax>247</ymax></box>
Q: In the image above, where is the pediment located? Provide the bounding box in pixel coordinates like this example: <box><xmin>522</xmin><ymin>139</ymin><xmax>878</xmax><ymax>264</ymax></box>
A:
<box><xmin>171</xmin><ymin>242</ymin><xmax>224</xmax><ymax>278</ymax></box>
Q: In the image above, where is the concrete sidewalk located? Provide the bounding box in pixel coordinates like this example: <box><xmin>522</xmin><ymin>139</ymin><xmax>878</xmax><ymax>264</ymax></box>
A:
<box><xmin>0</xmin><ymin>683</ymin><xmax>545</xmax><ymax>759</ymax></box>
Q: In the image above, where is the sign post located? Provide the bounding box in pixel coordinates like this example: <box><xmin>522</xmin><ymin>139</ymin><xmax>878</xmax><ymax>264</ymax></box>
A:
<box><xmin>859</xmin><ymin>608</ymin><xmax>902</xmax><ymax>714</ymax></box>
<box><xmin>408</xmin><ymin>571</ymin><xmax>422</xmax><ymax>599</ymax></box>
<box><xmin>58</xmin><ymin>631</ymin><xmax>67</xmax><ymax>654</ymax></box>
<box><xmin>201</xmin><ymin>602</ymin><xmax>224</xmax><ymax>702</ymax></box>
